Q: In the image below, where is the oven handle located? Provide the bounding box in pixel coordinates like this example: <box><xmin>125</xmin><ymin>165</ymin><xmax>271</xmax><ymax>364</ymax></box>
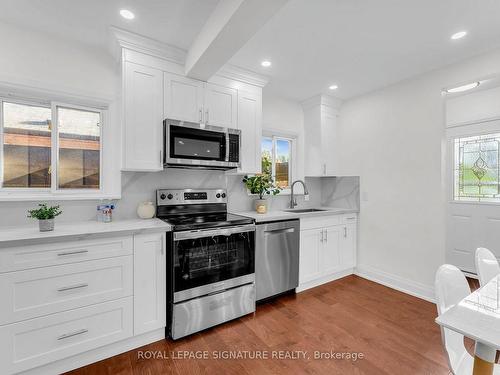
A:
<box><xmin>174</xmin><ymin>224</ymin><xmax>255</xmax><ymax>241</ymax></box>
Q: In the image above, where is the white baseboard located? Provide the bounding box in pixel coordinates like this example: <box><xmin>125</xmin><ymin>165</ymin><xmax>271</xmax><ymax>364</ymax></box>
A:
<box><xmin>297</xmin><ymin>268</ymin><xmax>354</xmax><ymax>292</ymax></box>
<box><xmin>20</xmin><ymin>328</ymin><xmax>165</xmax><ymax>375</ymax></box>
<box><xmin>355</xmin><ymin>264</ymin><xmax>435</xmax><ymax>303</ymax></box>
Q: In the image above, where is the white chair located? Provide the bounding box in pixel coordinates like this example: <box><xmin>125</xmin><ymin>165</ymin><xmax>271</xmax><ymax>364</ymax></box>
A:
<box><xmin>475</xmin><ymin>247</ymin><xmax>500</xmax><ymax>287</ymax></box>
<box><xmin>435</xmin><ymin>264</ymin><xmax>500</xmax><ymax>374</ymax></box>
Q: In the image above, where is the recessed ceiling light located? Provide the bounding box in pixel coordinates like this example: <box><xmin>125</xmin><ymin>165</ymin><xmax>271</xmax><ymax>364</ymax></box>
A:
<box><xmin>261</xmin><ymin>60</ymin><xmax>272</xmax><ymax>67</ymax></box>
<box><xmin>451</xmin><ymin>31</ymin><xmax>467</xmax><ymax>40</ymax></box>
<box><xmin>120</xmin><ymin>9</ymin><xmax>135</xmax><ymax>20</ymax></box>
<box><xmin>445</xmin><ymin>81</ymin><xmax>480</xmax><ymax>93</ymax></box>
<box><xmin>329</xmin><ymin>84</ymin><xmax>338</xmax><ymax>90</ymax></box>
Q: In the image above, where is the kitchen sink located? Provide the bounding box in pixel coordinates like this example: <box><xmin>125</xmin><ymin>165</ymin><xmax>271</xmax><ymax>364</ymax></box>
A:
<box><xmin>283</xmin><ymin>208</ymin><xmax>327</xmax><ymax>213</ymax></box>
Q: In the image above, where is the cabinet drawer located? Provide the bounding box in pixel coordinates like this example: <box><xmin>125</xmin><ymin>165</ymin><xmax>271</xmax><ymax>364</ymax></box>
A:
<box><xmin>0</xmin><ymin>297</ymin><xmax>133</xmax><ymax>375</ymax></box>
<box><xmin>0</xmin><ymin>235</ymin><xmax>133</xmax><ymax>273</ymax></box>
<box><xmin>0</xmin><ymin>256</ymin><xmax>133</xmax><ymax>324</ymax></box>
<box><xmin>300</xmin><ymin>215</ymin><xmax>341</xmax><ymax>230</ymax></box>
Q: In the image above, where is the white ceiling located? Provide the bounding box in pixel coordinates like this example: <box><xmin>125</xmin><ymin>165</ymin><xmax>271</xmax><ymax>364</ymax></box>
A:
<box><xmin>230</xmin><ymin>0</ymin><xmax>500</xmax><ymax>100</ymax></box>
<box><xmin>2</xmin><ymin>0</ymin><xmax>500</xmax><ymax>101</ymax></box>
<box><xmin>0</xmin><ymin>0</ymin><xmax>218</xmax><ymax>51</ymax></box>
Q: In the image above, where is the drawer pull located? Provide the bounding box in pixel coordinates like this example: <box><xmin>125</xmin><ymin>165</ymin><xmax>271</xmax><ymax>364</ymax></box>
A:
<box><xmin>57</xmin><ymin>249</ymin><xmax>88</xmax><ymax>257</ymax></box>
<box><xmin>57</xmin><ymin>283</ymin><xmax>89</xmax><ymax>292</ymax></box>
<box><xmin>346</xmin><ymin>217</ymin><xmax>356</xmax><ymax>220</ymax></box>
<box><xmin>57</xmin><ymin>328</ymin><xmax>88</xmax><ymax>340</ymax></box>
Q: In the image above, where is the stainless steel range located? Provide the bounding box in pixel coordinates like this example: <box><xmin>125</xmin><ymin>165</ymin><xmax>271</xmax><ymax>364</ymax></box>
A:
<box><xmin>157</xmin><ymin>188</ymin><xmax>256</xmax><ymax>340</ymax></box>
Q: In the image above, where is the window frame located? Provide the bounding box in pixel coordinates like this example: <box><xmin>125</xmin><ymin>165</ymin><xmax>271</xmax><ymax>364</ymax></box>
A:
<box><xmin>0</xmin><ymin>96</ymin><xmax>110</xmax><ymax>201</ymax></box>
<box><xmin>261</xmin><ymin>130</ymin><xmax>297</xmax><ymax>194</ymax></box>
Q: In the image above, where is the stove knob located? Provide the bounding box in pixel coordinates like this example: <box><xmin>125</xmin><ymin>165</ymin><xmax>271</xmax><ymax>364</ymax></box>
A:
<box><xmin>221</xmin><ymin>193</ymin><xmax>226</xmax><ymax>198</ymax></box>
<box><xmin>160</xmin><ymin>193</ymin><xmax>166</xmax><ymax>200</ymax></box>
<box><xmin>167</xmin><ymin>194</ymin><xmax>173</xmax><ymax>200</ymax></box>
<box><xmin>216</xmin><ymin>193</ymin><xmax>221</xmax><ymax>198</ymax></box>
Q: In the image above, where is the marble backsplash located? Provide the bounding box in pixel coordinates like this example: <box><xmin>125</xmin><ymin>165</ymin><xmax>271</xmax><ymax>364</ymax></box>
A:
<box><xmin>0</xmin><ymin>170</ymin><xmax>359</xmax><ymax>227</ymax></box>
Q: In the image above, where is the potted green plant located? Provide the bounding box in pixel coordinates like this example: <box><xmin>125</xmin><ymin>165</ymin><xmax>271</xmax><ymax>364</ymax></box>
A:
<box><xmin>28</xmin><ymin>204</ymin><xmax>62</xmax><ymax>232</ymax></box>
<box><xmin>242</xmin><ymin>173</ymin><xmax>281</xmax><ymax>214</ymax></box>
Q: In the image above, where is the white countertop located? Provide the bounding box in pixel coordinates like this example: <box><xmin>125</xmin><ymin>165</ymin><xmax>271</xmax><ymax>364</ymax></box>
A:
<box><xmin>0</xmin><ymin>218</ymin><xmax>171</xmax><ymax>246</ymax></box>
<box><xmin>232</xmin><ymin>207</ymin><xmax>358</xmax><ymax>223</ymax></box>
<box><xmin>436</xmin><ymin>274</ymin><xmax>500</xmax><ymax>350</ymax></box>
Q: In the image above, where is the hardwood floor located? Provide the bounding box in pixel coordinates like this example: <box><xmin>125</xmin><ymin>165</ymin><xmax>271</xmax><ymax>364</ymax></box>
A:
<box><xmin>66</xmin><ymin>275</ymin><xmax>453</xmax><ymax>375</ymax></box>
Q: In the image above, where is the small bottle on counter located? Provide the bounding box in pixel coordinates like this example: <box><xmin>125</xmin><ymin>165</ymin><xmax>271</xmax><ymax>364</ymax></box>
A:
<box><xmin>97</xmin><ymin>203</ymin><xmax>115</xmax><ymax>223</ymax></box>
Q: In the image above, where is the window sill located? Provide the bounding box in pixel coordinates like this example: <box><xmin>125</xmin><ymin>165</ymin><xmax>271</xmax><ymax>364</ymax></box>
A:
<box><xmin>0</xmin><ymin>192</ymin><xmax>121</xmax><ymax>202</ymax></box>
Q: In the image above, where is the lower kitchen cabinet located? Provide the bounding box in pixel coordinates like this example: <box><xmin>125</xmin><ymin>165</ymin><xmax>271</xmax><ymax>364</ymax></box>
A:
<box><xmin>298</xmin><ymin>214</ymin><xmax>358</xmax><ymax>291</ymax></box>
<box><xmin>133</xmin><ymin>232</ymin><xmax>166</xmax><ymax>335</ymax></box>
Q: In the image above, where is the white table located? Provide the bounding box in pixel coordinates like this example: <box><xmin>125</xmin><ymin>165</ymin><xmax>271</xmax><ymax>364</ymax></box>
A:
<box><xmin>436</xmin><ymin>275</ymin><xmax>500</xmax><ymax>375</ymax></box>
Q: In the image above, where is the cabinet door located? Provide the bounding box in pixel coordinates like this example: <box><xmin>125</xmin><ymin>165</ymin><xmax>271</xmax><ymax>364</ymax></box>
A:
<box><xmin>303</xmin><ymin>107</ymin><xmax>323</xmax><ymax>176</ymax></box>
<box><xmin>123</xmin><ymin>62</ymin><xmax>163</xmax><ymax>171</ymax></box>
<box><xmin>205</xmin><ymin>83</ymin><xmax>237</xmax><ymax>127</ymax></box>
<box><xmin>341</xmin><ymin>223</ymin><xmax>357</xmax><ymax>268</ymax></box>
<box><xmin>236</xmin><ymin>90</ymin><xmax>262</xmax><ymax>174</ymax></box>
<box><xmin>321</xmin><ymin>226</ymin><xmax>342</xmax><ymax>274</ymax></box>
<box><xmin>133</xmin><ymin>233</ymin><xmax>166</xmax><ymax>335</ymax></box>
<box><xmin>299</xmin><ymin>228</ymin><xmax>322</xmax><ymax>284</ymax></box>
<box><xmin>321</xmin><ymin>108</ymin><xmax>337</xmax><ymax>175</ymax></box>
<box><xmin>164</xmin><ymin>72</ymin><xmax>204</xmax><ymax>123</ymax></box>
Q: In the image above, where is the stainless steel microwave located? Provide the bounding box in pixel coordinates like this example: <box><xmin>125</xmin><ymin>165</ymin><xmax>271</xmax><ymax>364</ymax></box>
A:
<box><xmin>163</xmin><ymin>119</ymin><xmax>241</xmax><ymax>170</ymax></box>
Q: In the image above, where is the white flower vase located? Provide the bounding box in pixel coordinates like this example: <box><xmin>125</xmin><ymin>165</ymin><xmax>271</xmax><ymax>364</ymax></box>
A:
<box><xmin>254</xmin><ymin>199</ymin><xmax>268</xmax><ymax>214</ymax></box>
<box><xmin>39</xmin><ymin>219</ymin><xmax>54</xmax><ymax>232</ymax></box>
<box><xmin>137</xmin><ymin>202</ymin><xmax>156</xmax><ymax>219</ymax></box>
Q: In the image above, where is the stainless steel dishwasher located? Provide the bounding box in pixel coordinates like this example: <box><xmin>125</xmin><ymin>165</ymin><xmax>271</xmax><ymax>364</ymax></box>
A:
<box><xmin>255</xmin><ymin>219</ymin><xmax>300</xmax><ymax>301</ymax></box>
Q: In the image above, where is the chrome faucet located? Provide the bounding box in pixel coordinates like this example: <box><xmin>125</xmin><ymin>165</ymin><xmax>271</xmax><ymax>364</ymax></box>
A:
<box><xmin>289</xmin><ymin>180</ymin><xmax>309</xmax><ymax>209</ymax></box>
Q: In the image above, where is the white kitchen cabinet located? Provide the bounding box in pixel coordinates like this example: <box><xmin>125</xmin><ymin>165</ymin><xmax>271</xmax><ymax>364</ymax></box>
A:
<box><xmin>123</xmin><ymin>61</ymin><xmax>164</xmax><ymax>171</ymax></box>
<box><xmin>235</xmin><ymin>89</ymin><xmax>262</xmax><ymax>174</ymax></box>
<box><xmin>299</xmin><ymin>228</ymin><xmax>322</xmax><ymax>283</ymax></box>
<box><xmin>302</xmin><ymin>95</ymin><xmax>340</xmax><ymax>176</ymax></box>
<box><xmin>205</xmin><ymin>83</ymin><xmax>237</xmax><ymax>128</ymax></box>
<box><xmin>133</xmin><ymin>232</ymin><xmax>166</xmax><ymax>335</ymax></box>
<box><xmin>342</xmin><ymin>222</ymin><xmax>357</xmax><ymax>268</ymax></box>
<box><xmin>321</xmin><ymin>225</ymin><xmax>342</xmax><ymax>274</ymax></box>
<box><xmin>298</xmin><ymin>214</ymin><xmax>357</xmax><ymax>291</ymax></box>
<box><xmin>164</xmin><ymin>72</ymin><xmax>204</xmax><ymax>123</ymax></box>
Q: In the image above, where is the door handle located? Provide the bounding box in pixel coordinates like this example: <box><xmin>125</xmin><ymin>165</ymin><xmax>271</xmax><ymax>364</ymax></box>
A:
<box><xmin>57</xmin><ymin>283</ymin><xmax>89</xmax><ymax>292</ymax></box>
<box><xmin>57</xmin><ymin>328</ymin><xmax>88</xmax><ymax>340</ymax></box>
<box><xmin>320</xmin><ymin>229</ymin><xmax>324</xmax><ymax>242</ymax></box>
<box><xmin>344</xmin><ymin>226</ymin><xmax>347</xmax><ymax>238</ymax></box>
<box><xmin>264</xmin><ymin>228</ymin><xmax>295</xmax><ymax>235</ymax></box>
<box><xmin>199</xmin><ymin>109</ymin><xmax>202</xmax><ymax>123</ymax></box>
<box><xmin>325</xmin><ymin>229</ymin><xmax>328</xmax><ymax>242</ymax></box>
<box><xmin>206</xmin><ymin>109</ymin><xmax>209</xmax><ymax>124</ymax></box>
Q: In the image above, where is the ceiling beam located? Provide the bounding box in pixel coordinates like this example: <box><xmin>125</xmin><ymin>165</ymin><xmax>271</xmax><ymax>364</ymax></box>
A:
<box><xmin>185</xmin><ymin>0</ymin><xmax>288</xmax><ymax>81</ymax></box>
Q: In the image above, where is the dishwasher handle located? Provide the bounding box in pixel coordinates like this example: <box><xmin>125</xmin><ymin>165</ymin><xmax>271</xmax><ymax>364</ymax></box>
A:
<box><xmin>264</xmin><ymin>228</ymin><xmax>295</xmax><ymax>235</ymax></box>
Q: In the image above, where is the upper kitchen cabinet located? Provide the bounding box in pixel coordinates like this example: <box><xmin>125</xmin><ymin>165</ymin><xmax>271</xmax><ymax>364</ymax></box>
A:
<box><xmin>302</xmin><ymin>95</ymin><xmax>341</xmax><ymax>176</ymax></box>
<box><xmin>122</xmin><ymin>61</ymin><xmax>164</xmax><ymax>171</ymax></box>
<box><xmin>164</xmin><ymin>73</ymin><xmax>204</xmax><ymax>123</ymax></box>
<box><xmin>236</xmin><ymin>90</ymin><xmax>262</xmax><ymax>174</ymax></box>
<box><xmin>205</xmin><ymin>83</ymin><xmax>237</xmax><ymax>128</ymax></box>
<box><xmin>112</xmin><ymin>29</ymin><xmax>268</xmax><ymax>173</ymax></box>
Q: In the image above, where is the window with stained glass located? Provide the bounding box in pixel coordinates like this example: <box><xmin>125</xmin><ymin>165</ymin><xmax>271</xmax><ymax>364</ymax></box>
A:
<box><xmin>454</xmin><ymin>133</ymin><xmax>500</xmax><ymax>201</ymax></box>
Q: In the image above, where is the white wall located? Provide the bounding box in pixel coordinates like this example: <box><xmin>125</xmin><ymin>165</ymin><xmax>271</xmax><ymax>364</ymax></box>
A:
<box><xmin>337</xmin><ymin>48</ymin><xmax>500</xmax><ymax>300</ymax></box>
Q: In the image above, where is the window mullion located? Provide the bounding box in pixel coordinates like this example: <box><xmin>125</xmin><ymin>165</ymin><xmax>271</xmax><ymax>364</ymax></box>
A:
<box><xmin>50</xmin><ymin>103</ymin><xmax>58</xmax><ymax>193</ymax></box>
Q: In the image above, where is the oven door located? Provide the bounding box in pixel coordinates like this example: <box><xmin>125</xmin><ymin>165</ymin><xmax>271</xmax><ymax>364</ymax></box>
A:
<box><xmin>172</xmin><ymin>225</ymin><xmax>255</xmax><ymax>303</ymax></box>
<box><xmin>165</xmin><ymin>120</ymin><xmax>231</xmax><ymax>167</ymax></box>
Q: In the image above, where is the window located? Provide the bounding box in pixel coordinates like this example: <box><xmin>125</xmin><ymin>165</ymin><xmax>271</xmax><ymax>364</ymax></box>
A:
<box><xmin>261</xmin><ymin>135</ymin><xmax>294</xmax><ymax>189</ymax></box>
<box><xmin>1</xmin><ymin>99</ymin><xmax>102</xmax><ymax>194</ymax></box>
<box><xmin>454</xmin><ymin>132</ymin><xmax>500</xmax><ymax>202</ymax></box>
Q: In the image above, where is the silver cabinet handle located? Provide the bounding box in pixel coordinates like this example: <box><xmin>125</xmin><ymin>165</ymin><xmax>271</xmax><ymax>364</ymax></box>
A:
<box><xmin>323</xmin><ymin>164</ymin><xmax>327</xmax><ymax>175</ymax></box>
<box><xmin>205</xmin><ymin>109</ymin><xmax>209</xmax><ymax>124</ymax></box>
<box><xmin>57</xmin><ymin>283</ymin><xmax>89</xmax><ymax>292</ymax></box>
<box><xmin>264</xmin><ymin>228</ymin><xmax>295</xmax><ymax>235</ymax></box>
<box><xmin>57</xmin><ymin>328</ymin><xmax>88</xmax><ymax>340</ymax></box>
<box><xmin>199</xmin><ymin>109</ymin><xmax>202</xmax><ymax>122</ymax></box>
<box><xmin>325</xmin><ymin>229</ymin><xmax>328</xmax><ymax>242</ymax></box>
<box><xmin>320</xmin><ymin>229</ymin><xmax>324</xmax><ymax>242</ymax></box>
<box><xmin>344</xmin><ymin>226</ymin><xmax>347</xmax><ymax>238</ymax></box>
<box><xmin>57</xmin><ymin>249</ymin><xmax>88</xmax><ymax>257</ymax></box>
